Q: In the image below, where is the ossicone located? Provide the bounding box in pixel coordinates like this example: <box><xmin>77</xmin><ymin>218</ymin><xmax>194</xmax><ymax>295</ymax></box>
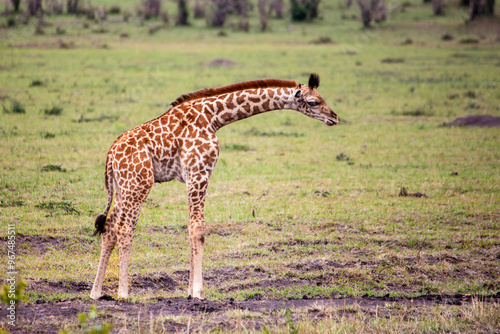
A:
<box><xmin>308</xmin><ymin>73</ymin><xmax>320</xmax><ymax>89</ymax></box>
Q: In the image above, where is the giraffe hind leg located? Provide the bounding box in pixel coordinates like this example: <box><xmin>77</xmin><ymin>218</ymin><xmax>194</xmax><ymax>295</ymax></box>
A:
<box><xmin>93</xmin><ymin>149</ymin><xmax>154</xmax><ymax>299</ymax></box>
<box><xmin>90</xmin><ymin>207</ymin><xmax>118</xmax><ymax>300</ymax></box>
<box><xmin>115</xmin><ymin>186</ymin><xmax>152</xmax><ymax>299</ymax></box>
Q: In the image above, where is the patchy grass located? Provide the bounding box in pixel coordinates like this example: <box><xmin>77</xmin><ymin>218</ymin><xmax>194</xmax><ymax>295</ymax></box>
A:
<box><xmin>39</xmin><ymin>164</ymin><xmax>66</xmax><ymax>172</ymax></box>
<box><xmin>35</xmin><ymin>201</ymin><xmax>80</xmax><ymax>215</ymax></box>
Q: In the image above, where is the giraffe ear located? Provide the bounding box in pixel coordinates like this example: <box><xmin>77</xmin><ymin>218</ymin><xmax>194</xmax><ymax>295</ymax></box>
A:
<box><xmin>295</xmin><ymin>83</ymin><xmax>305</xmax><ymax>97</ymax></box>
<box><xmin>308</xmin><ymin>73</ymin><xmax>320</xmax><ymax>89</ymax></box>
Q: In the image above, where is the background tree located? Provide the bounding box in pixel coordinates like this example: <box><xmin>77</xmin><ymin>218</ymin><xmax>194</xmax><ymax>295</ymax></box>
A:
<box><xmin>28</xmin><ymin>0</ymin><xmax>43</xmax><ymax>15</ymax></box>
<box><xmin>258</xmin><ymin>0</ymin><xmax>268</xmax><ymax>30</ymax></box>
<box><xmin>207</xmin><ymin>0</ymin><xmax>229</xmax><ymax>27</ymax></box>
<box><xmin>357</xmin><ymin>0</ymin><xmax>371</xmax><ymax>27</ymax></box>
<box><xmin>67</xmin><ymin>0</ymin><xmax>79</xmax><ymax>14</ymax></box>
<box><xmin>431</xmin><ymin>0</ymin><xmax>444</xmax><ymax>15</ymax></box>
<box><xmin>234</xmin><ymin>0</ymin><xmax>250</xmax><ymax>31</ymax></box>
<box><xmin>193</xmin><ymin>0</ymin><xmax>206</xmax><ymax>18</ymax></box>
<box><xmin>46</xmin><ymin>0</ymin><xmax>64</xmax><ymax>15</ymax></box>
<box><xmin>269</xmin><ymin>0</ymin><xmax>284</xmax><ymax>18</ymax></box>
<box><xmin>142</xmin><ymin>0</ymin><xmax>161</xmax><ymax>19</ymax></box>
<box><xmin>176</xmin><ymin>0</ymin><xmax>189</xmax><ymax>25</ymax></box>
<box><xmin>233</xmin><ymin>0</ymin><xmax>249</xmax><ymax>16</ymax></box>
<box><xmin>290</xmin><ymin>0</ymin><xmax>321</xmax><ymax>21</ymax></box>
<box><xmin>10</xmin><ymin>0</ymin><xmax>21</xmax><ymax>12</ymax></box>
<box><xmin>356</xmin><ymin>0</ymin><xmax>386</xmax><ymax>28</ymax></box>
<box><xmin>469</xmin><ymin>0</ymin><xmax>495</xmax><ymax>20</ymax></box>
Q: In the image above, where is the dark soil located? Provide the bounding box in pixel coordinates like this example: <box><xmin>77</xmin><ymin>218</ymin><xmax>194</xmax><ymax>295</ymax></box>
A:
<box><xmin>381</xmin><ymin>58</ymin><xmax>405</xmax><ymax>64</ymax></box>
<box><xmin>5</xmin><ymin>292</ymin><xmax>499</xmax><ymax>333</ymax></box>
<box><xmin>444</xmin><ymin>115</ymin><xmax>500</xmax><ymax>127</ymax></box>
<box><xmin>0</xmin><ymin>234</ymin><xmax>66</xmax><ymax>255</ymax></box>
<box><xmin>3</xmin><ymin>234</ymin><xmax>498</xmax><ymax>332</ymax></box>
<box><xmin>6</xmin><ymin>261</ymin><xmax>500</xmax><ymax>333</ymax></box>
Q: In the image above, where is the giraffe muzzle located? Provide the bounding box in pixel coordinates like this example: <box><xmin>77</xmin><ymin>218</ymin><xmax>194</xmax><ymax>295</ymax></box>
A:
<box><xmin>325</xmin><ymin>119</ymin><xmax>338</xmax><ymax>126</ymax></box>
<box><xmin>325</xmin><ymin>109</ymin><xmax>338</xmax><ymax>126</ymax></box>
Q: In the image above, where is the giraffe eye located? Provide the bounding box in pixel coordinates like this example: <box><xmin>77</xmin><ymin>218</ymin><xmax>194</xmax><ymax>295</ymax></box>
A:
<box><xmin>307</xmin><ymin>101</ymin><xmax>319</xmax><ymax>107</ymax></box>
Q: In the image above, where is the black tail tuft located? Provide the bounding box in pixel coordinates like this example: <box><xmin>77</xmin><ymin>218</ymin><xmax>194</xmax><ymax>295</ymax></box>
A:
<box><xmin>93</xmin><ymin>213</ymin><xmax>107</xmax><ymax>237</ymax></box>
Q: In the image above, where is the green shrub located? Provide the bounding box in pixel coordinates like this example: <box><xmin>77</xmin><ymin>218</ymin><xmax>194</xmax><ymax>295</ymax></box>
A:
<box><xmin>109</xmin><ymin>5</ymin><xmax>121</xmax><ymax>14</ymax></box>
<box><xmin>59</xmin><ymin>305</ymin><xmax>112</xmax><ymax>334</ymax></box>
<box><xmin>2</xmin><ymin>100</ymin><xmax>26</xmax><ymax>114</ymax></box>
<box><xmin>30</xmin><ymin>79</ymin><xmax>44</xmax><ymax>87</ymax></box>
<box><xmin>336</xmin><ymin>152</ymin><xmax>350</xmax><ymax>161</ymax></box>
<box><xmin>42</xmin><ymin>105</ymin><xmax>63</xmax><ymax>116</ymax></box>
<box><xmin>0</xmin><ymin>280</ymin><xmax>27</xmax><ymax>305</ymax></box>
<box><xmin>7</xmin><ymin>16</ymin><xmax>16</xmax><ymax>27</ymax></box>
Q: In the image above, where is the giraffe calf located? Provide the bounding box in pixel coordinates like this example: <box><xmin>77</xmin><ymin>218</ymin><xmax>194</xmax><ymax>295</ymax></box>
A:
<box><xmin>90</xmin><ymin>73</ymin><xmax>338</xmax><ymax>300</ymax></box>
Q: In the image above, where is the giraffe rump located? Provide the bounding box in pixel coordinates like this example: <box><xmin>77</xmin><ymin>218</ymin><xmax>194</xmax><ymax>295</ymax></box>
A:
<box><xmin>170</xmin><ymin>78</ymin><xmax>298</xmax><ymax>107</ymax></box>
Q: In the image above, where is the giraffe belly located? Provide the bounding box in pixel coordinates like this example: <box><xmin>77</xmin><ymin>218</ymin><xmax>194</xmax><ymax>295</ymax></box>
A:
<box><xmin>153</xmin><ymin>158</ymin><xmax>185</xmax><ymax>184</ymax></box>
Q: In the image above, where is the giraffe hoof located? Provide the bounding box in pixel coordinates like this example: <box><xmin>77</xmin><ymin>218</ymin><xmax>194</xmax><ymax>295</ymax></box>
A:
<box><xmin>192</xmin><ymin>292</ymin><xmax>205</xmax><ymax>300</ymax></box>
<box><xmin>90</xmin><ymin>292</ymin><xmax>101</xmax><ymax>300</ymax></box>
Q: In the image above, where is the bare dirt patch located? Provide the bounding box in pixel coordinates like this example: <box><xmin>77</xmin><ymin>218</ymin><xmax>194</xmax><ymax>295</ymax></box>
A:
<box><xmin>286</xmin><ymin>259</ymin><xmax>344</xmax><ymax>271</ymax></box>
<box><xmin>205</xmin><ymin>58</ymin><xmax>238</xmax><ymax>67</ymax></box>
<box><xmin>0</xmin><ymin>234</ymin><xmax>66</xmax><ymax>255</ymax></box>
<box><xmin>131</xmin><ymin>272</ymin><xmax>178</xmax><ymax>292</ymax></box>
<box><xmin>29</xmin><ymin>279</ymin><xmax>91</xmax><ymax>297</ymax></box>
<box><xmin>444</xmin><ymin>115</ymin><xmax>500</xmax><ymax>127</ymax></box>
<box><xmin>5</xmin><ymin>245</ymin><xmax>500</xmax><ymax>332</ymax></box>
<box><xmin>0</xmin><ymin>234</ymin><xmax>96</xmax><ymax>256</ymax></box>
<box><xmin>25</xmin><ymin>273</ymin><xmax>179</xmax><ymax>303</ymax></box>
<box><xmin>5</xmin><ymin>292</ymin><xmax>499</xmax><ymax>333</ymax></box>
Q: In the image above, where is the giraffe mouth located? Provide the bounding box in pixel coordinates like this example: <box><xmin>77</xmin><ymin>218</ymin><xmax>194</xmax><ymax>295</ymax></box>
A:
<box><xmin>325</xmin><ymin>119</ymin><xmax>338</xmax><ymax>126</ymax></box>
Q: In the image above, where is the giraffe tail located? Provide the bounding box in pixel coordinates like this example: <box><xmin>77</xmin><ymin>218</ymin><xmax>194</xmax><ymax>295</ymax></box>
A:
<box><xmin>93</xmin><ymin>157</ymin><xmax>114</xmax><ymax>237</ymax></box>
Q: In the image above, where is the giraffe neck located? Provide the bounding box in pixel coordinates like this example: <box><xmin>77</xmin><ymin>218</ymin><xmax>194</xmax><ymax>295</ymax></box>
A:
<box><xmin>198</xmin><ymin>86</ymin><xmax>296</xmax><ymax>131</ymax></box>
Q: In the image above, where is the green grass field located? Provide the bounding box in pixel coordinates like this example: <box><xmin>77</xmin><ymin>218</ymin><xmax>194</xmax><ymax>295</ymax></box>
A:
<box><xmin>0</xmin><ymin>0</ymin><xmax>499</xmax><ymax>332</ymax></box>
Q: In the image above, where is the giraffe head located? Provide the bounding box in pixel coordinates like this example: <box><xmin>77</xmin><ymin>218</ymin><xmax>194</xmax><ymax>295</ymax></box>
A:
<box><xmin>292</xmin><ymin>73</ymin><xmax>338</xmax><ymax>126</ymax></box>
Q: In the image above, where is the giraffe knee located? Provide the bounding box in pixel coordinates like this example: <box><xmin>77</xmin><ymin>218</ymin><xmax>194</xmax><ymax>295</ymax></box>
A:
<box><xmin>190</xmin><ymin>224</ymin><xmax>206</xmax><ymax>244</ymax></box>
<box><xmin>101</xmin><ymin>229</ymin><xmax>117</xmax><ymax>250</ymax></box>
<box><xmin>102</xmin><ymin>231</ymin><xmax>117</xmax><ymax>245</ymax></box>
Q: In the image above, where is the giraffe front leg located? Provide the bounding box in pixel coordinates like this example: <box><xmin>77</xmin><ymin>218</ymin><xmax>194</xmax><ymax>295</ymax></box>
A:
<box><xmin>187</xmin><ymin>177</ymin><xmax>209</xmax><ymax>299</ymax></box>
<box><xmin>116</xmin><ymin>219</ymin><xmax>137</xmax><ymax>299</ymax></box>
<box><xmin>189</xmin><ymin>221</ymin><xmax>206</xmax><ymax>299</ymax></box>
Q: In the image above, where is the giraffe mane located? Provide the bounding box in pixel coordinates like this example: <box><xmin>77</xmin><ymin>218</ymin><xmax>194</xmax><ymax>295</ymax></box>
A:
<box><xmin>170</xmin><ymin>79</ymin><xmax>298</xmax><ymax>107</ymax></box>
